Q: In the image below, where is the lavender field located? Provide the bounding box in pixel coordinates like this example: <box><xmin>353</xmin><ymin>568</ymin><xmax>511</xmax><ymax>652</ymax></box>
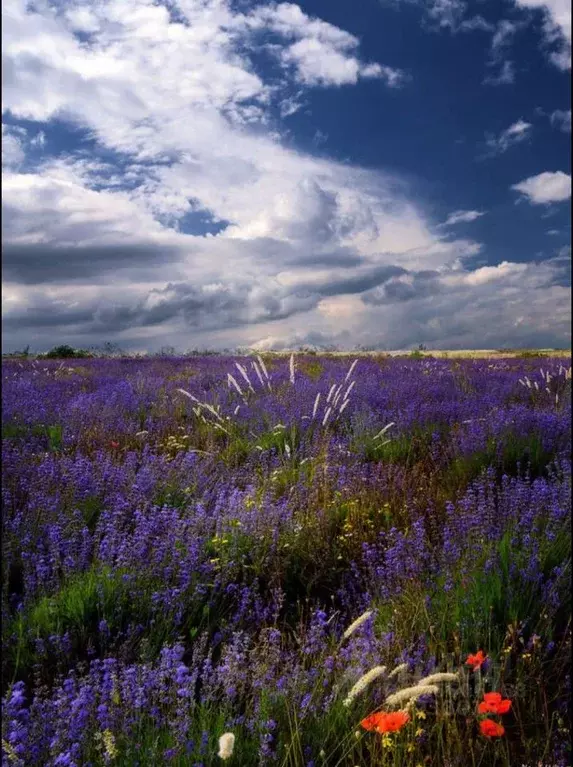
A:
<box><xmin>2</xmin><ymin>353</ymin><xmax>571</xmax><ymax>766</ymax></box>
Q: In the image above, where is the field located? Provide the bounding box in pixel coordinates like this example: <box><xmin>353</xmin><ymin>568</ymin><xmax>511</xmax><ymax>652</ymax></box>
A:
<box><xmin>2</xmin><ymin>354</ymin><xmax>571</xmax><ymax>766</ymax></box>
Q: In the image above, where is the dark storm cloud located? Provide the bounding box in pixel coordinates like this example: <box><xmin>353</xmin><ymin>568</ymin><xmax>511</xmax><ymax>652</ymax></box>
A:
<box><xmin>2</xmin><ymin>280</ymin><xmax>317</xmax><ymax>336</ymax></box>
<box><xmin>313</xmin><ymin>264</ymin><xmax>407</xmax><ymax>298</ymax></box>
<box><xmin>2</xmin><ymin>258</ymin><xmax>414</xmax><ymax>339</ymax></box>
<box><xmin>2</xmin><ymin>242</ymin><xmax>182</xmax><ymax>284</ymax></box>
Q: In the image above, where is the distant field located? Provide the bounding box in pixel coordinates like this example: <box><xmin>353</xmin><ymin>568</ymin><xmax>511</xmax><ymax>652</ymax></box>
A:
<box><xmin>258</xmin><ymin>348</ymin><xmax>572</xmax><ymax>359</ymax></box>
<box><xmin>4</xmin><ymin>348</ymin><xmax>572</xmax><ymax>360</ymax></box>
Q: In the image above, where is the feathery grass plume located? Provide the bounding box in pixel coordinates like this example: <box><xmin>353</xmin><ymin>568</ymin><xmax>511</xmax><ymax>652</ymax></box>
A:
<box><xmin>218</xmin><ymin>732</ymin><xmax>235</xmax><ymax>760</ymax></box>
<box><xmin>312</xmin><ymin>392</ymin><xmax>321</xmax><ymax>419</ymax></box>
<box><xmin>343</xmin><ymin>380</ymin><xmax>356</xmax><ymax>401</ymax></box>
<box><xmin>289</xmin><ymin>353</ymin><xmax>295</xmax><ymax>385</ymax></box>
<box><xmin>384</xmin><ymin>684</ymin><xmax>439</xmax><ymax>708</ymax></box>
<box><xmin>256</xmin><ymin>354</ymin><xmax>272</xmax><ymax>390</ymax></box>
<box><xmin>387</xmin><ymin>663</ymin><xmax>408</xmax><ymax>680</ymax></box>
<box><xmin>227</xmin><ymin>373</ymin><xmax>244</xmax><ymax>397</ymax></box>
<box><xmin>332</xmin><ymin>384</ymin><xmax>344</xmax><ymax>408</ymax></box>
<box><xmin>373</xmin><ymin>422</ymin><xmax>395</xmax><ymax>441</ymax></box>
<box><xmin>322</xmin><ymin>406</ymin><xmax>332</xmax><ymax>426</ymax></box>
<box><xmin>342</xmin><ymin>610</ymin><xmax>373</xmax><ymax>640</ymax></box>
<box><xmin>338</xmin><ymin>399</ymin><xmax>350</xmax><ymax>415</ymax></box>
<box><xmin>177</xmin><ymin>389</ymin><xmax>224</xmax><ymax>422</ymax></box>
<box><xmin>343</xmin><ymin>665</ymin><xmax>387</xmax><ymax>707</ymax></box>
<box><xmin>416</xmin><ymin>673</ymin><xmax>459</xmax><ymax>686</ymax></box>
<box><xmin>252</xmin><ymin>359</ymin><xmax>266</xmax><ymax>389</ymax></box>
<box><xmin>326</xmin><ymin>383</ymin><xmax>337</xmax><ymax>404</ymax></box>
<box><xmin>344</xmin><ymin>359</ymin><xmax>359</xmax><ymax>384</ymax></box>
<box><xmin>235</xmin><ymin>363</ymin><xmax>254</xmax><ymax>392</ymax></box>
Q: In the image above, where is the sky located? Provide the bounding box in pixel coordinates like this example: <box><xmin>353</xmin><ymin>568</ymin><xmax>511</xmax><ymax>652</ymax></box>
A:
<box><xmin>2</xmin><ymin>0</ymin><xmax>571</xmax><ymax>353</ymax></box>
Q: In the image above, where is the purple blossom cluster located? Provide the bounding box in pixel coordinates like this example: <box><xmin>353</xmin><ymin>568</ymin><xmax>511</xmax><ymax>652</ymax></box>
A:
<box><xmin>2</xmin><ymin>354</ymin><xmax>571</xmax><ymax>765</ymax></box>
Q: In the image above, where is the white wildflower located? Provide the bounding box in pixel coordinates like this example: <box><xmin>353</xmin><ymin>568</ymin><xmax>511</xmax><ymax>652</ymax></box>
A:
<box><xmin>384</xmin><ymin>684</ymin><xmax>439</xmax><ymax>708</ymax></box>
<box><xmin>343</xmin><ymin>665</ymin><xmax>387</xmax><ymax>707</ymax></box>
<box><xmin>218</xmin><ymin>732</ymin><xmax>235</xmax><ymax>760</ymax></box>
<box><xmin>342</xmin><ymin>610</ymin><xmax>373</xmax><ymax>640</ymax></box>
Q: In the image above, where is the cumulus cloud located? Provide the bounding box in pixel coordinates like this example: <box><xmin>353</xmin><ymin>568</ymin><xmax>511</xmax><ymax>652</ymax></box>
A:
<box><xmin>242</xmin><ymin>2</ymin><xmax>408</xmax><ymax>88</ymax></box>
<box><xmin>511</xmin><ymin>171</ymin><xmax>571</xmax><ymax>204</ymax></box>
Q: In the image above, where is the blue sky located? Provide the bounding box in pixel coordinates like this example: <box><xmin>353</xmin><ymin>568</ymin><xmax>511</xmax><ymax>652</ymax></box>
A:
<box><xmin>2</xmin><ymin>0</ymin><xmax>571</xmax><ymax>351</ymax></box>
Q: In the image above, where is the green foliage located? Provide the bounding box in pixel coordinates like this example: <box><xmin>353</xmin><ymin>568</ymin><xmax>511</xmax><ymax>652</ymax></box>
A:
<box><xmin>2</xmin><ymin>422</ymin><xmax>64</xmax><ymax>450</ymax></box>
<box><xmin>44</xmin><ymin>344</ymin><xmax>92</xmax><ymax>359</ymax></box>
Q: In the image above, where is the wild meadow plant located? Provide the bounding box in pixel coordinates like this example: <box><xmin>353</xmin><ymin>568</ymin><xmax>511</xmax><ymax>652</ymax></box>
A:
<box><xmin>1</xmin><ymin>354</ymin><xmax>571</xmax><ymax>765</ymax></box>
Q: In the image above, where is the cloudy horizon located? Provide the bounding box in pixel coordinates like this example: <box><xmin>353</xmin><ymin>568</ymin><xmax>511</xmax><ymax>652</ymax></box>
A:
<box><xmin>2</xmin><ymin>0</ymin><xmax>571</xmax><ymax>353</ymax></box>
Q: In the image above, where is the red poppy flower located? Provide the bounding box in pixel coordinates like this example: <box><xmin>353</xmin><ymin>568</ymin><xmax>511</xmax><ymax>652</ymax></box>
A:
<box><xmin>479</xmin><ymin>719</ymin><xmax>505</xmax><ymax>738</ymax></box>
<box><xmin>465</xmin><ymin>650</ymin><xmax>486</xmax><ymax>671</ymax></box>
<box><xmin>110</xmin><ymin>441</ymin><xmax>120</xmax><ymax>449</ymax></box>
<box><xmin>361</xmin><ymin>711</ymin><xmax>410</xmax><ymax>733</ymax></box>
<box><xmin>478</xmin><ymin>692</ymin><xmax>512</xmax><ymax>715</ymax></box>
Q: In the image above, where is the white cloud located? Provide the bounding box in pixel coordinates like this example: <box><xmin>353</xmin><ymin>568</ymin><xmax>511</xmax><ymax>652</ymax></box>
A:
<box><xmin>483</xmin><ymin>118</ymin><xmax>533</xmax><ymax>156</ymax></box>
<box><xmin>246</xmin><ymin>2</ymin><xmax>407</xmax><ymax>87</ymax></box>
<box><xmin>2</xmin><ymin>124</ymin><xmax>26</xmax><ymax>169</ymax></box>
<box><xmin>482</xmin><ymin>19</ymin><xmax>523</xmax><ymax>85</ymax></box>
<box><xmin>483</xmin><ymin>59</ymin><xmax>516</xmax><ymax>85</ymax></box>
<box><xmin>245</xmin><ymin>257</ymin><xmax>570</xmax><ymax>351</ymax></box>
<box><xmin>490</xmin><ymin>19</ymin><xmax>522</xmax><ymax>55</ymax></box>
<box><xmin>424</xmin><ymin>0</ymin><xmax>468</xmax><ymax>31</ymax></box>
<box><xmin>1</xmin><ymin>0</ymin><xmax>569</xmax><ymax>352</ymax></box>
<box><xmin>511</xmin><ymin>171</ymin><xmax>571</xmax><ymax>204</ymax></box>
<box><xmin>513</xmin><ymin>0</ymin><xmax>571</xmax><ymax>69</ymax></box>
<box><xmin>441</xmin><ymin>210</ymin><xmax>486</xmax><ymax>226</ymax></box>
<box><xmin>549</xmin><ymin>108</ymin><xmax>572</xmax><ymax>131</ymax></box>
<box><xmin>278</xmin><ymin>37</ymin><xmax>405</xmax><ymax>87</ymax></box>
